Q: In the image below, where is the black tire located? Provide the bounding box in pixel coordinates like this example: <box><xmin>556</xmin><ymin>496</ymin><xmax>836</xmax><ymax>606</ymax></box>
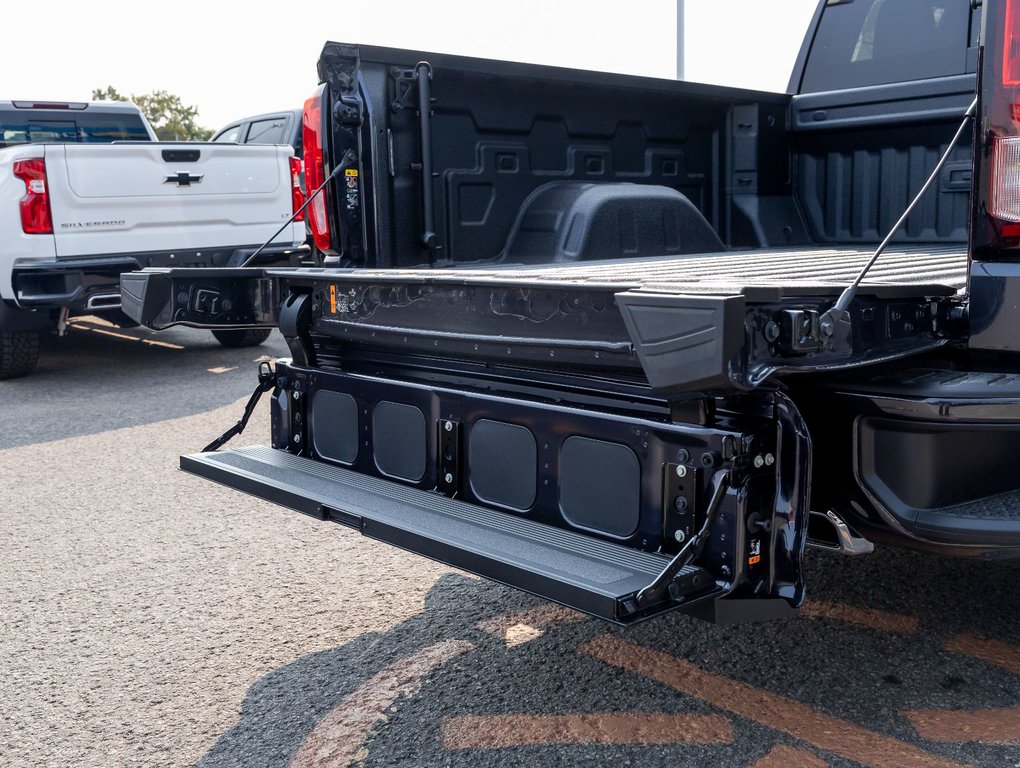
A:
<box><xmin>0</xmin><ymin>328</ymin><xmax>40</xmax><ymax>379</ymax></box>
<box><xmin>211</xmin><ymin>328</ymin><xmax>273</xmax><ymax>348</ymax></box>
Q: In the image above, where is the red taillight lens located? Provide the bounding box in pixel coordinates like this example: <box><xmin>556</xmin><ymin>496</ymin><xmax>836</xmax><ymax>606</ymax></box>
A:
<box><xmin>12</xmin><ymin>158</ymin><xmax>53</xmax><ymax>235</ymax></box>
<box><xmin>1006</xmin><ymin>0</ymin><xmax>1020</xmax><ymax>87</ymax></box>
<box><xmin>290</xmin><ymin>156</ymin><xmax>305</xmax><ymax>222</ymax></box>
<box><xmin>302</xmin><ymin>87</ymin><xmax>330</xmax><ymax>251</ymax></box>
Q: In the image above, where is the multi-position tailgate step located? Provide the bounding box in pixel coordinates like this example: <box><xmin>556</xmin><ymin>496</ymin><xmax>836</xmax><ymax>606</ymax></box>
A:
<box><xmin>182</xmin><ymin>446</ymin><xmax>715</xmax><ymax>624</ymax></box>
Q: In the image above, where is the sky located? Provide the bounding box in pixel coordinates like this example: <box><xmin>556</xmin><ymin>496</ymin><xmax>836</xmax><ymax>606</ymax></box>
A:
<box><xmin>3</xmin><ymin>0</ymin><xmax>819</xmax><ymax>133</ymax></box>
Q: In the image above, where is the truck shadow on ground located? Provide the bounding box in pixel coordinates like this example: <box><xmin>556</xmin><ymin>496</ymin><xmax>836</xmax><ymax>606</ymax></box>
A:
<box><xmin>0</xmin><ymin>321</ymin><xmax>287</xmax><ymax>450</ymax></box>
<box><xmin>197</xmin><ymin>548</ymin><xmax>1020</xmax><ymax>768</ymax></box>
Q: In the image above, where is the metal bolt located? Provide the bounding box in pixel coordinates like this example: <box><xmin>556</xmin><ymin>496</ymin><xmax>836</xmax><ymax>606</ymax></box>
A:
<box><xmin>674</xmin><ymin>529</ymin><xmax>686</xmax><ymax>543</ymax></box>
<box><xmin>701</xmin><ymin>452</ymin><xmax>717</xmax><ymax>468</ymax></box>
<box><xmin>765</xmin><ymin>453</ymin><xmax>775</xmax><ymax>466</ymax></box>
<box><xmin>820</xmin><ymin>318</ymin><xmax>834</xmax><ymax>337</ymax></box>
<box><xmin>292</xmin><ymin>390</ymin><xmax>301</xmax><ymax>401</ymax></box>
<box><xmin>293</xmin><ymin>434</ymin><xmax>302</xmax><ymax>444</ymax></box>
<box><xmin>444</xmin><ymin>473</ymin><xmax>454</xmax><ymax>484</ymax></box>
<box><xmin>675</xmin><ymin>465</ymin><xmax>688</xmax><ymax>479</ymax></box>
<box><xmin>754</xmin><ymin>454</ymin><xmax>765</xmax><ymax>469</ymax></box>
<box><xmin>444</xmin><ymin>421</ymin><xmax>453</xmax><ymax>432</ymax></box>
<box><xmin>764</xmin><ymin>321</ymin><xmax>781</xmax><ymax>343</ymax></box>
<box><xmin>674</xmin><ymin>497</ymin><xmax>689</xmax><ymax>513</ymax></box>
<box><xmin>720</xmin><ymin>565</ymin><xmax>732</xmax><ymax>578</ymax></box>
<box><xmin>676</xmin><ymin>448</ymin><xmax>690</xmax><ymax>463</ymax></box>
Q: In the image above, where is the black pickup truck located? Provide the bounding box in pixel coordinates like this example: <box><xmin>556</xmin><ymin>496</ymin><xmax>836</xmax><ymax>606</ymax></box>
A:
<box><xmin>122</xmin><ymin>0</ymin><xmax>1019</xmax><ymax>625</ymax></box>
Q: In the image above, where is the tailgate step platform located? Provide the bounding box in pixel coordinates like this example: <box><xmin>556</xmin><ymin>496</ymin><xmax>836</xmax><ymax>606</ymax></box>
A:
<box><xmin>182</xmin><ymin>446</ymin><xmax>715</xmax><ymax>623</ymax></box>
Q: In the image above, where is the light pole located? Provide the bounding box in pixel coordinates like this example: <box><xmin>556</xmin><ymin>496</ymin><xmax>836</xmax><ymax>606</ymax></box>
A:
<box><xmin>676</xmin><ymin>0</ymin><xmax>684</xmax><ymax>80</ymax></box>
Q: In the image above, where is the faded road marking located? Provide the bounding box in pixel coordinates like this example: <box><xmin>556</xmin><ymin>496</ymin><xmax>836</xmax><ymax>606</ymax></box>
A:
<box><xmin>582</xmin><ymin>634</ymin><xmax>968</xmax><ymax>768</ymax></box>
<box><xmin>476</xmin><ymin>603</ymin><xmax>585</xmax><ymax>647</ymax></box>
<box><xmin>800</xmin><ymin>600</ymin><xmax>919</xmax><ymax>634</ymax></box>
<box><xmin>208</xmin><ymin>366</ymin><xmax>238</xmax><ymax>374</ymax></box>
<box><xmin>441</xmin><ymin>712</ymin><xmax>733</xmax><ymax>749</ymax></box>
<box><xmin>749</xmin><ymin>744</ymin><xmax>827</xmax><ymax>768</ymax></box>
<box><xmin>69</xmin><ymin>323</ymin><xmax>185</xmax><ymax>350</ymax></box>
<box><xmin>289</xmin><ymin>639</ymin><xmax>474</xmax><ymax>768</ymax></box>
<box><xmin>946</xmin><ymin>633</ymin><xmax>1020</xmax><ymax>675</ymax></box>
<box><xmin>905</xmin><ymin>706</ymin><xmax>1020</xmax><ymax>744</ymax></box>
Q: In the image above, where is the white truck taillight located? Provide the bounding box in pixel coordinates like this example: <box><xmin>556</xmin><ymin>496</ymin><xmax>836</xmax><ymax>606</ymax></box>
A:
<box><xmin>12</xmin><ymin>158</ymin><xmax>53</xmax><ymax>235</ymax></box>
<box><xmin>302</xmin><ymin>86</ymin><xmax>330</xmax><ymax>251</ymax></box>
<box><xmin>290</xmin><ymin>156</ymin><xmax>305</xmax><ymax>222</ymax></box>
<box><xmin>991</xmin><ymin>137</ymin><xmax>1020</xmax><ymax>223</ymax></box>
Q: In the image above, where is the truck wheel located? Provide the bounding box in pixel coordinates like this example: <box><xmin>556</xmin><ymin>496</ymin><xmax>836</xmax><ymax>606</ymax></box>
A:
<box><xmin>211</xmin><ymin>328</ymin><xmax>273</xmax><ymax>348</ymax></box>
<box><xmin>0</xmin><ymin>328</ymin><xmax>41</xmax><ymax>379</ymax></box>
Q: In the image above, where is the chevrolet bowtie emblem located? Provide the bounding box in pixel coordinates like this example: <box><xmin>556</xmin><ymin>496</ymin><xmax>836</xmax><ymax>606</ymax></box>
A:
<box><xmin>163</xmin><ymin>172</ymin><xmax>204</xmax><ymax>186</ymax></box>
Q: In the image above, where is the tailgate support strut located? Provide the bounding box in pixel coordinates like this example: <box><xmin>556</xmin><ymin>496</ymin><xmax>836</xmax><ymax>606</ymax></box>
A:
<box><xmin>821</xmin><ymin>97</ymin><xmax>977</xmax><ymax>330</ymax></box>
<box><xmin>635</xmin><ymin>468</ymin><xmax>731</xmax><ymax>609</ymax></box>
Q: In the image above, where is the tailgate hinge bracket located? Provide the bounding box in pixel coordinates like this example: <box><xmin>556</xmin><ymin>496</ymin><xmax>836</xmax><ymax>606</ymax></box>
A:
<box><xmin>279</xmin><ymin>291</ymin><xmax>317</xmax><ymax>367</ymax></box>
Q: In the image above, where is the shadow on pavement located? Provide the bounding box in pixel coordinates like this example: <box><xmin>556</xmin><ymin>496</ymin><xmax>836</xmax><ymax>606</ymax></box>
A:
<box><xmin>196</xmin><ymin>573</ymin><xmax>535</xmax><ymax>768</ymax></box>
<box><xmin>0</xmin><ymin>321</ymin><xmax>288</xmax><ymax>450</ymax></box>
<box><xmin>196</xmin><ymin>549</ymin><xmax>1020</xmax><ymax>768</ymax></box>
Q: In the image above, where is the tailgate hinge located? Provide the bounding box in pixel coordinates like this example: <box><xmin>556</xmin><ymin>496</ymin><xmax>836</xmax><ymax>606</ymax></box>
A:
<box><xmin>279</xmin><ymin>291</ymin><xmax>317</xmax><ymax>367</ymax></box>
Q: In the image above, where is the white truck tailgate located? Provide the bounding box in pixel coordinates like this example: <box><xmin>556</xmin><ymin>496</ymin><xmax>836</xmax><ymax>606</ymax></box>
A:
<box><xmin>48</xmin><ymin>143</ymin><xmax>301</xmax><ymax>257</ymax></box>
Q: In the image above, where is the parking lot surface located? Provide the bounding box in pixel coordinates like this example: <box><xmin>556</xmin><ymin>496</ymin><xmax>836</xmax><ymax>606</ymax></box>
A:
<box><xmin>2</xmin><ymin>321</ymin><xmax>1019</xmax><ymax>767</ymax></box>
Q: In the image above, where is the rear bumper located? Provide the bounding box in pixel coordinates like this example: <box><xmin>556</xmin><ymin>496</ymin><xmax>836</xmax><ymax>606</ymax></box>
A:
<box><xmin>800</xmin><ymin>367</ymin><xmax>1020</xmax><ymax>556</ymax></box>
<box><xmin>11</xmin><ymin>244</ymin><xmax>309</xmax><ymax>312</ymax></box>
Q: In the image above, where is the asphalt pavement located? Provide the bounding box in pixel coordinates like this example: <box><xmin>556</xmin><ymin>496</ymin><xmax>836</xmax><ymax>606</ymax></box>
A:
<box><xmin>1</xmin><ymin>320</ymin><xmax>1019</xmax><ymax>768</ymax></box>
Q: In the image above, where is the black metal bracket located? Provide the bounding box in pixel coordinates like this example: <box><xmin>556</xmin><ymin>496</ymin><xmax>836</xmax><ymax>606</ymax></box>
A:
<box><xmin>335</xmin><ymin>93</ymin><xmax>364</xmax><ymax>126</ymax></box>
<box><xmin>669</xmin><ymin>399</ymin><xmax>716</xmax><ymax>426</ymax></box>
<box><xmin>636</xmin><ymin>468</ymin><xmax>731</xmax><ymax>609</ymax></box>
<box><xmin>662</xmin><ymin>463</ymin><xmax>700</xmax><ymax>553</ymax></box>
<box><xmin>437</xmin><ymin>418</ymin><xmax>461</xmax><ymax>497</ymax></box>
<box><xmin>780</xmin><ymin>308</ymin><xmax>824</xmax><ymax>353</ymax></box>
<box><xmin>279</xmin><ymin>291</ymin><xmax>317</xmax><ymax>367</ymax></box>
<box><xmin>390</xmin><ymin>61</ymin><xmax>441</xmax><ymax>254</ymax></box>
<box><xmin>390</xmin><ymin>66</ymin><xmax>421</xmax><ymax>112</ymax></box>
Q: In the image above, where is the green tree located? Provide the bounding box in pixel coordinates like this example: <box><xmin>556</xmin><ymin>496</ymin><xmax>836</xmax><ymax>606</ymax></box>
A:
<box><xmin>91</xmin><ymin>86</ymin><xmax>212</xmax><ymax>141</ymax></box>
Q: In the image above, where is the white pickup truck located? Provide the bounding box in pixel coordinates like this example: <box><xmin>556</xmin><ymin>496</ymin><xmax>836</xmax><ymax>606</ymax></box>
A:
<box><xmin>0</xmin><ymin>100</ymin><xmax>308</xmax><ymax>378</ymax></box>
